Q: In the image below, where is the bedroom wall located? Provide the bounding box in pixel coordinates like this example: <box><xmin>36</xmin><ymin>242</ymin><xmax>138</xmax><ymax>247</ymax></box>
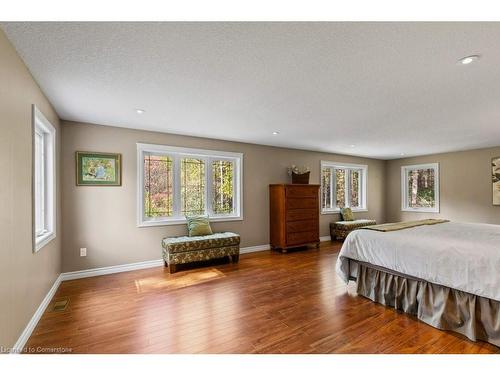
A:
<box><xmin>61</xmin><ymin>121</ymin><xmax>386</xmax><ymax>272</ymax></box>
<box><xmin>0</xmin><ymin>29</ymin><xmax>62</xmax><ymax>349</ymax></box>
<box><xmin>386</xmin><ymin>146</ymin><xmax>500</xmax><ymax>224</ymax></box>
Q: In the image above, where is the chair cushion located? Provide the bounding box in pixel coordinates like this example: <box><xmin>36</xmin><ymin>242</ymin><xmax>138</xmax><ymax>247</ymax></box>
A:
<box><xmin>332</xmin><ymin>219</ymin><xmax>377</xmax><ymax>229</ymax></box>
<box><xmin>330</xmin><ymin>219</ymin><xmax>377</xmax><ymax>240</ymax></box>
<box><xmin>162</xmin><ymin>232</ymin><xmax>240</xmax><ymax>254</ymax></box>
<box><xmin>340</xmin><ymin>207</ymin><xmax>355</xmax><ymax>221</ymax></box>
<box><xmin>186</xmin><ymin>214</ymin><xmax>213</xmax><ymax>237</ymax></box>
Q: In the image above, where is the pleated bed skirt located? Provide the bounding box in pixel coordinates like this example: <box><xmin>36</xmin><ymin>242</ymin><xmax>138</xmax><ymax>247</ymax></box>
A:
<box><xmin>355</xmin><ymin>263</ymin><xmax>500</xmax><ymax>347</ymax></box>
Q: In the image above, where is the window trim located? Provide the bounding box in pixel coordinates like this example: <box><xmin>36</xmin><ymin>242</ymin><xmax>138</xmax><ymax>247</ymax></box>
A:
<box><xmin>137</xmin><ymin>143</ymin><xmax>243</xmax><ymax>227</ymax></box>
<box><xmin>401</xmin><ymin>162</ymin><xmax>440</xmax><ymax>213</ymax></box>
<box><xmin>320</xmin><ymin>161</ymin><xmax>368</xmax><ymax>214</ymax></box>
<box><xmin>32</xmin><ymin>105</ymin><xmax>56</xmax><ymax>252</ymax></box>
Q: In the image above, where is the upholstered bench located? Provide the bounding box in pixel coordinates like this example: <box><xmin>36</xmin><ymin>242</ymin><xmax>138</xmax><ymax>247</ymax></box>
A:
<box><xmin>162</xmin><ymin>232</ymin><xmax>240</xmax><ymax>273</ymax></box>
<box><xmin>330</xmin><ymin>219</ymin><xmax>377</xmax><ymax>241</ymax></box>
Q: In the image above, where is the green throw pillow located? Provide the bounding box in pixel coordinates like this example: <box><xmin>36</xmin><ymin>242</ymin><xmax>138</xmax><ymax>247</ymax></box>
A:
<box><xmin>186</xmin><ymin>215</ymin><xmax>213</xmax><ymax>237</ymax></box>
<box><xmin>340</xmin><ymin>207</ymin><xmax>355</xmax><ymax>221</ymax></box>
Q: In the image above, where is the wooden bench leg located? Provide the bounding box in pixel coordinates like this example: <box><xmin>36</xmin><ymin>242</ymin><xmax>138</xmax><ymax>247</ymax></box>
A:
<box><xmin>168</xmin><ymin>264</ymin><xmax>177</xmax><ymax>273</ymax></box>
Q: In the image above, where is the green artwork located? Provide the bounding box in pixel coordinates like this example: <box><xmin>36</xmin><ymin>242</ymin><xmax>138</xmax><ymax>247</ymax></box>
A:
<box><xmin>76</xmin><ymin>152</ymin><xmax>121</xmax><ymax>186</ymax></box>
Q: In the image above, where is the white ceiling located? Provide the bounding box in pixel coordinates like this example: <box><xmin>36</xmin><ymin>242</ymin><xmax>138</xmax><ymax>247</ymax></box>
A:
<box><xmin>3</xmin><ymin>22</ymin><xmax>500</xmax><ymax>159</ymax></box>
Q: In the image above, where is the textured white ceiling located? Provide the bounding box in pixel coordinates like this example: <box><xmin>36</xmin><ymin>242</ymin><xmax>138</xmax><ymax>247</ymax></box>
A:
<box><xmin>3</xmin><ymin>22</ymin><xmax>500</xmax><ymax>159</ymax></box>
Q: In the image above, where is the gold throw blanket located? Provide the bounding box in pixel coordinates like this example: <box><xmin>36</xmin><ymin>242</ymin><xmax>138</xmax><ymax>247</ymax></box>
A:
<box><xmin>361</xmin><ymin>219</ymin><xmax>449</xmax><ymax>232</ymax></box>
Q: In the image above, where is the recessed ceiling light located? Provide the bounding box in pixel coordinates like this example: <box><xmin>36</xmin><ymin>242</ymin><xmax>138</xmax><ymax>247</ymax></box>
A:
<box><xmin>350</xmin><ymin>144</ymin><xmax>356</xmax><ymax>148</ymax></box>
<box><xmin>458</xmin><ymin>55</ymin><xmax>480</xmax><ymax>65</ymax></box>
<box><xmin>400</xmin><ymin>153</ymin><xmax>406</xmax><ymax>156</ymax></box>
<box><xmin>272</xmin><ymin>131</ymin><xmax>279</xmax><ymax>135</ymax></box>
<box><xmin>135</xmin><ymin>109</ymin><xmax>145</xmax><ymax>114</ymax></box>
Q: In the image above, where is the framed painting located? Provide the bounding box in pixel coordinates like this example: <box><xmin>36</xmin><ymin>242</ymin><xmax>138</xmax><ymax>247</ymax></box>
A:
<box><xmin>76</xmin><ymin>151</ymin><xmax>122</xmax><ymax>186</ymax></box>
<box><xmin>492</xmin><ymin>157</ymin><xmax>500</xmax><ymax>205</ymax></box>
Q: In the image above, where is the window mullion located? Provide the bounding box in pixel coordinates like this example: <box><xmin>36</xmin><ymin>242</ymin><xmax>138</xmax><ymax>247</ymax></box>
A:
<box><xmin>345</xmin><ymin>169</ymin><xmax>350</xmax><ymax>208</ymax></box>
<box><xmin>334</xmin><ymin>168</ymin><xmax>337</xmax><ymax>209</ymax></box>
<box><xmin>206</xmin><ymin>157</ymin><xmax>212</xmax><ymax>216</ymax></box>
<box><xmin>359</xmin><ymin>169</ymin><xmax>364</xmax><ymax>208</ymax></box>
<box><xmin>328</xmin><ymin>167</ymin><xmax>333</xmax><ymax>209</ymax></box>
<box><xmin>173</xmin><ymin>155</ymin><xmax>181</xmax><ymax>218</ymax></box>
<box><xmin>233</xmin><ymin>159</ymin><xmax>237</xmax><ymax>216</ymax></box>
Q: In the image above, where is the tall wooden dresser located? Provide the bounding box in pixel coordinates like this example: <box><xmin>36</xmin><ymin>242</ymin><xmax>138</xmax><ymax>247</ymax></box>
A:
<box><xmin>269</xmin><ymin>184</ymin><xmax>320</xmax><ymax>252</ymax></box>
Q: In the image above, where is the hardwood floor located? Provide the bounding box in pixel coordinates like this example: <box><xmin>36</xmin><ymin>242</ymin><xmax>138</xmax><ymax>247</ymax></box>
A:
<box><xmin>26</xmin><ymin>241</ymin><xmax>499</xmax><ymax>354</ymax></box>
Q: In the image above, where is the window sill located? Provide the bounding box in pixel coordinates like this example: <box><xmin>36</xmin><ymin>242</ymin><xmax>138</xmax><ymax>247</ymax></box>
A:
<box><xmin>35</xmin><ymin>231</ymin><xmax>56</xmax><ymax>252</ymax></box>
<box><xmin>321</xmin><ymin>208</ymin><xmax>368</xmax><ymax>215</ymax></box>
<box><xmin>401</xmin><ymin>208</ymin><xmax>440</xmax><ymax>213</ymax></box>
<box><xmin>138</xmin><ymin>215</ymin><xmax>243</xmax><ymax>228</ymax></box>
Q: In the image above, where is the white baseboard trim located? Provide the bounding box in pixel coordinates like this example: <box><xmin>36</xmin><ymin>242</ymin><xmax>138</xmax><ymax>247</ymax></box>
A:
<box><xmin>60</xmin><ymin>259</ymin><xmax>164</xmax><ymax>281</ymax></box>
<box><xmin>10</xmin><ymin>274</ymin><xmax>63</xmax><ymax>354</ymax></box>
<box><xmin>240</xmin><ymin>244</ymin><xmax>271</xmax><ymax>254</ymax></box>
<box><xmin>320</xmin><ymin>235</ymin><xmax>332</xmax><ymax>242</ymax></box>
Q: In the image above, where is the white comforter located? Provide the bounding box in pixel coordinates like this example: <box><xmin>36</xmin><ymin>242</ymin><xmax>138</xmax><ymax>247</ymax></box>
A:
<box><xmin>336</xmin><ymin>222</ymin><xmax>500</xmax><ymax>301</ymax></box>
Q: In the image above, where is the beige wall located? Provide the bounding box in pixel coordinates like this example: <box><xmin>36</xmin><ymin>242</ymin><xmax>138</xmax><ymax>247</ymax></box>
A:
<box><xmin>61</xmin><ymin>121</ymin><xmax>386</xmax><ymax>272</ymax></box>
<box><xmin>386</xmin><ymin>147</ymin><xmax>500</xmax><ymax>224</ymax></box>
<box><xmin>0</xmin><ymin>30</ymin><xmax>61</xmax><ymax>349</ymax></box>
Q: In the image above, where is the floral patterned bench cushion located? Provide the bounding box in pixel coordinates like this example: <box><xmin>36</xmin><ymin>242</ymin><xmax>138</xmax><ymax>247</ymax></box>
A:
<box><xmin>162</xmin><ymin>232</ymin><xmax>240</xmax><ymax>254</ymax></box>
<box><xmin>163</xmin><ymin>245</ymin><xmax>239</xmax><ymax>265</ymax></box>
<box><xmin>330</xmin><ymin>219</ymin><xmax>377</xmax><ymax>240</ymax></box>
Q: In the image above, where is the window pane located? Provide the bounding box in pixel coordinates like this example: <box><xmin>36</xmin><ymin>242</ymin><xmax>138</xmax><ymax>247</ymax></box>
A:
<box><xmin>407</xmin><ymin>168</ymin><xmax>435</xmax><ymax>208</ymax></box>
<box><xmin>212</xmin><ymin>160</ymin><xmax>234</xmax><ymax>215</ymax></box>
<box><xmin>350</xmin><ymin>170</ymin><xmax>360</xmax><ymax>208</ymax></box>
<box><xmin>321</xmin><ymin>167</ymin><xmax>332</xmax><ymax>209</ymax></box>
<box><xmin>181</xmin><ymin>158</ymin><xmax>205</xmax><ymax>216</ymax></box>
<box><xmin>34</xmin><ymin>131</ymin><xmax>44</xmax><ymax>234</ymax></box>
<box><xmin>335</xmin><ymin>168</ymin><xmax>346</xmax><ymax>208</ymax></box>
<box><xmin>144</xmin><ymin>154</ymin><xmax>173</xmax><ymax>217</ymax></box>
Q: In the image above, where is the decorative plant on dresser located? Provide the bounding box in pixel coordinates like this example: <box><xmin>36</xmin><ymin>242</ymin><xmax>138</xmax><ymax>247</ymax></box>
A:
<box><xmin>287</xmin><ymin>165</ymin><xmax>310</xmax><ymax>184</ymax></box>
<box><xmin>269</xmin><ymin>184</ymin><xmax>320</xmax><ymax>253</ymax></box>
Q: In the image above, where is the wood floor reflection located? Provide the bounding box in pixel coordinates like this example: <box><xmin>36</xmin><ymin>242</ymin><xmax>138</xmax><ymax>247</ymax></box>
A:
<box><xmin>25</xmin><ymin>241</ymin><xmax>500</xmax><ymax>354</ymax></box>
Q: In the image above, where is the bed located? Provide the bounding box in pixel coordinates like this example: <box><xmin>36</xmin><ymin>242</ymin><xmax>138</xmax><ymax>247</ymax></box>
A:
<box><xmin>336</xmin><ymin>220</ymin><xmax>500</xmax><ymax>347</ymax></box>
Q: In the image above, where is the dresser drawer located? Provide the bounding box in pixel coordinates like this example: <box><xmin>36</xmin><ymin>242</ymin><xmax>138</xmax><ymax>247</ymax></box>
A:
<box><xmin>286</xmin><ymin>198</ymin><xmax>318</xmax><ymax>210</ymax></box>
<box><xmin>286</xmin><ymin>185</ymin><xmax>319</xmax><ymax>198</ymax></box>
<box><xmin>286</xmin><ymin>209</ymin><xmax>317</xmax><ymax>222</ymax></box>
<box><xmin>286</xmin><ymin>219</ymin><xmax>318</xmax><ymax>233</ymax></box>
<box><xmin>287</xmin><ymin>231</ymin><xmax>319</xmax><ymax>246</ymax></box>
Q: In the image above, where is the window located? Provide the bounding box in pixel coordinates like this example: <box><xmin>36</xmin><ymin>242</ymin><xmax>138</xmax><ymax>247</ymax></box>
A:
<box><xmin>321</xmin><ymin>161</ymin><xmax>367</xmax><ymax>213</ymax></box>
<box><xmin>137</xmin><ymin>143</ymin><xmax>242</xmax><ymax>226</ymax></box>
<box><xmin>33</xmin><ymin>106</ymin><xmax>56</xmax><ymax>251</ymax></box>
<box><xmin>143</xmin><ymin>154</ymin><xmax>173</xmax><ymax>217</ymax></box>
<box><xmin>401</xmin><ymin>163</ymin><xmax>439</xmax><ymax>212</ymax></box>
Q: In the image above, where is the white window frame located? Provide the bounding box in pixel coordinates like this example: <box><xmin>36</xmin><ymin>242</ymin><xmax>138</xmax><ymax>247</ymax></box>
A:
<box><xmin>33</xmin><ymin>105</ymin><xmax>56</xmax><ymax>252</ymax></box>
<box><xmin>137</xmin><ymin>143</ymin><xmax>243</xmax><ymax>227</ymax></box>
<box><xmin>401</xmin><ymin>163</ymin><xmax>440</xmax><ymax>213</ymax></box>
<box><xmin>320</xmin><ymin>161</ymin><xmax>368</xmax><ymax>214</ymax></box>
